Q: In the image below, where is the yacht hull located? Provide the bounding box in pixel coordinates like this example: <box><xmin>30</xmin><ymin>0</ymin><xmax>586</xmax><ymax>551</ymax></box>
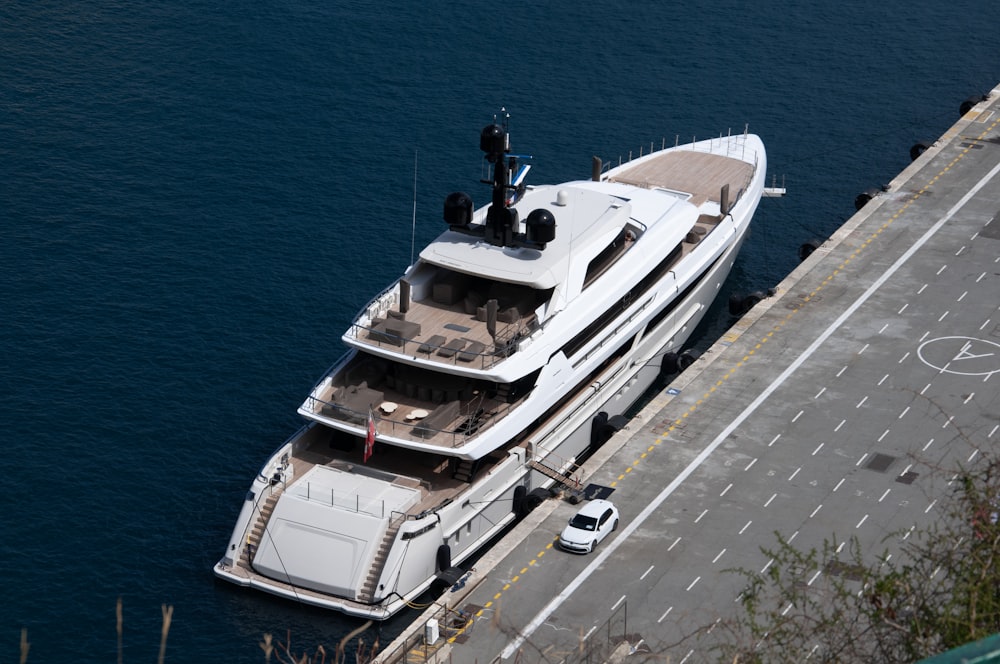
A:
<box><xmin>214</xmin><ymin>128</ymin><xmax>765</xmax><ymax>619</ymax></box>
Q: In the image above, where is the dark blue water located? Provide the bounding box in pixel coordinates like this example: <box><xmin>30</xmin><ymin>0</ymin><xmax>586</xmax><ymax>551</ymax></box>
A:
<box><xmin>3</xmin><ymin>0</ymin><xmax>999</xmax><ymax>660</ymax></box>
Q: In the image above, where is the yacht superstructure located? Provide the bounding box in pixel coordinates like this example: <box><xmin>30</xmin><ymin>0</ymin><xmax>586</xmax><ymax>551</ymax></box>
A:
<box><xmin>214</xmin><ymin>117</ymin><xmax>767</xmax><ymax>619</ymax></box>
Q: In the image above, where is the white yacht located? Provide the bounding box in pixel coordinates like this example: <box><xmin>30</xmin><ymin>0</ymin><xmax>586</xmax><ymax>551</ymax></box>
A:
<box><xmin>214</xmin><ymin>117</ymin><xmax>767</xmax><ymax>619</ymax></box>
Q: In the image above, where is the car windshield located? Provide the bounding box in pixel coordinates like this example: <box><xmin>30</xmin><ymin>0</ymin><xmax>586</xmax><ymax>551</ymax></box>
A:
<box><xmin>569</xmin><ymin>515</ymin><xmax>598</xmax><ymax>531</ymax></box>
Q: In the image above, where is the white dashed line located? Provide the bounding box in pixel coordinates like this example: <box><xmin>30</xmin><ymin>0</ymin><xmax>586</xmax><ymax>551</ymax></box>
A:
<box><xmin>957</xmin><ymin>290</ymin><xmax>967</xmax><ymax>302</ymax></box>
<box><xmin>668</xmin><ymin>537</ymin><xmax>682</xmax><ymax>552</ymax></box>
<box><xmin>937</xmin><ymin>264</ymin><xmax>947</xmax><ymax>275</ymax></box>
<box><xmin>833</xmin><ymin>478</ymin><xmax>845</xmax><ymax>492</ymax></box>
<box><xmin>878</xmin><ymin>373</ymin><xmax>889</xmax><ymax>386</ymax></box>
<box><xmin>879</xmin><ymin>489</ymin><xmax>891</xmax><ymax>502</ymax></box>
<box><xmin>899</xmin><ymin>351</ymin><xmax>910</xmax><ymax>363</ymax></box>
<box><xmin>792</xmin><ymin>409</ymin><xmax>804</xmax><ymax>422</ymax></box>
<box><xmin>898</xmin><ymin>303</ymin><xmax>909</xmax><ymax>314</ymax></box>
<box><xmin>764</xmin><ymin>493</ymin><xmax>777</xmax><ymax>507</ymax></box>
<box><xmin>856</xmin><ymin>514</ymin><xmax>868</xmax><ymax>528</ymax></box>
<box><xmin>878</xmin><ymin>429</ymin><xmax>890</xmax><ymax>442</ymax></box>
<box><xmin>686</xmin><ymin>576</ymin><xmax>701</xmax><ymax>591</ymax></box>
<box><xmin>789</xmin><ymin>467</ymin><xmax>801</xmax><ymax>481</ymax></box>
<box><xmin>835</xmin><ymin>419</ymin><xmax>846</xmax><ymax>432</ymax></box>
<box><xmin>878</xmin><ymin>323</ymin><xmax>889</xmax><ymax>334</ymax></box>
<box><xmin>812</xmin><ymin>443</ymin><xmax>824</xmax><ymax>455</ymax></box>
<box><xmin>640</xmin><ymin>565</ymin><xmax>654</xmax><ymax>580</ymax></box>
<box><xmin>657</xmin><ymin>607</ymin><xmax>672</xmax><ymax>623</ymax></box>
<box><xmin>769</xmin><ymin>433</ymin><xmax>781</xmax><ymax>447</ymax></box>
<box><xmin>744</xmin><ymin>458</ymin><xmax>757</xmax><ymax>471</ymax></box>
<box><xmin>694</xmin><ymin>509</ymin><xmax>708</xmax><ymax>523</ymax></box>
<box><xmin>898</xmin><ymin>406</ymin><xmax>910</xmax><ymax>419</ymax></box>
<box><xmin>857</xmin><ymin>395</ymin><xmax>868</xmax><ymax>408</ymax></box>
<box><xmin>720</xmin><ymin>483</ymin><xmax>732</xmax><ymax>497</ymax></box>
<box><xmin>814</xmin><ymin>387</ymin><xmax>826</xmax><ymax>399</ymax></box>
<box><xmin>837</xmin><ymin>365</ymin><xmax>848</xmax><ymax>377</ymax></box>
<box><xmin>810</xmin><ymin>504</ymin><xmax>822</xmax><ymax>518</ymax></box>
<box><xmin>739</xmin><ymin>520</ymin><xmax>752</xmax><ymax>535</ymax></box>
<box><xmin>923</xmin><ymin>437</ymin><xmax>935</xmax><ymax>451</ymax></box>
<box><xmin>712</xmin><ymin>549</ymin><xmax>726</xmax><ymax>564</ymax></box>
<box><xmin>918</xmin><ymin>283</ymin><xmax>928</xmax><ymax>294</ymax></box>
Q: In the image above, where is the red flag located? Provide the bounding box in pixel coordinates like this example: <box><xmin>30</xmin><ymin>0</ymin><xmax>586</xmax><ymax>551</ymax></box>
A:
<box><xmin>364</xmin><ymin>407</ymin><xmax>376</xmax><ymax>463</ymax></box>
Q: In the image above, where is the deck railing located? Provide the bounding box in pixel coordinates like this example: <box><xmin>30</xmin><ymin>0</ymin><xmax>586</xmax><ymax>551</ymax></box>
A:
<box><xmin>294</xmin><ymin>483</ymin><xmax>387</xmax><ymax>517</ymax></box>
<box><xmin>345</xmin><ymin>316</ymin><xmax>534</xmax><ymax>370</ymax></box>
<box><xmin>307</xmin><ymin>395</ymin><xmax>513</xmax><ymax>449</ymax></box>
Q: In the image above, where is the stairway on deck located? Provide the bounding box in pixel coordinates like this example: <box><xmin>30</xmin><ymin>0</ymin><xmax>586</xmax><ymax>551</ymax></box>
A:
<box><xmin>359</xmin><ymin>521</ymin><xmax>402</xmax><ymax>601</ymax></box>
<box><xmin>240</xmin><ymin>493</ymin><xmax>279</xmax><ymax>569</ymax></box>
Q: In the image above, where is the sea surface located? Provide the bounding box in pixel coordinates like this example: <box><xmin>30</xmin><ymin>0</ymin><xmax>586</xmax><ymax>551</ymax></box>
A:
<box><xmin>3</xmin><ymin>1</ymin><xmax>999</xmax><ymax>661</ymax></box>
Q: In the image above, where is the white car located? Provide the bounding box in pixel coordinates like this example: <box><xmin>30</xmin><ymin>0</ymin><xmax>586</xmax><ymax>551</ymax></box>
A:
<box><xmin>558</xmin><ymin>499</ymin><xmax>619</xmax><ymax>554</ymax></box>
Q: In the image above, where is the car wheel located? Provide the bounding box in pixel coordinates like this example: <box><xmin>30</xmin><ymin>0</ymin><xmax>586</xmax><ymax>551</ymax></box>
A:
<box><xmin>612</xmin><ymin>519</ymin><xmax>618</xmax><ymax>531</ymax></box>
<box><xmin>590</xmin><ymin>540</ymin><xmax>597</xmax><ymax>552</ymax></box>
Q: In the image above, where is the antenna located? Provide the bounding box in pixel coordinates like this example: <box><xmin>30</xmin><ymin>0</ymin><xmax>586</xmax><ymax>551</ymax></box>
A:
<box><xmin>410</xmin><ymin>149</ymin><xmax>418</xmax><ymax>267</ymax></box>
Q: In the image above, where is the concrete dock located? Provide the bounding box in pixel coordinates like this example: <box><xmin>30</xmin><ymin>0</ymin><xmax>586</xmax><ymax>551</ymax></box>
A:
<box><xmin>377</xmin><ymin>82</ymin><xmax>1000</xmax><ymax>663</ymax></box>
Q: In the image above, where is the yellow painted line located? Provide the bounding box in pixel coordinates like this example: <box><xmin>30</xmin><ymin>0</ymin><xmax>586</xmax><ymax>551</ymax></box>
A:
<box><xmin>511</xmin><ymin>575</ymin><xmax>519</xmax><ymax>583</ymax></box>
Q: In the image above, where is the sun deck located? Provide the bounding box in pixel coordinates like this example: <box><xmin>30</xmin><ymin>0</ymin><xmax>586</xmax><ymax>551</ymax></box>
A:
<box><xmin>349</xmin><ymin>270</ymin><xmax>545</xmax><ymax>372</ymax></box>
<box><xmin>609</xmin><ymin>148</ymin><xmax>755</xmax><ymax>207</ymax></box>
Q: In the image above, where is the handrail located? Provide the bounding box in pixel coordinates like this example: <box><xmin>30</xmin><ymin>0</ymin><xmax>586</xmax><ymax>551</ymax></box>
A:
<box><xmin>295</xmin><ymin>482</ymin><xmax>386</xmax><ymax>517</ymax></box>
